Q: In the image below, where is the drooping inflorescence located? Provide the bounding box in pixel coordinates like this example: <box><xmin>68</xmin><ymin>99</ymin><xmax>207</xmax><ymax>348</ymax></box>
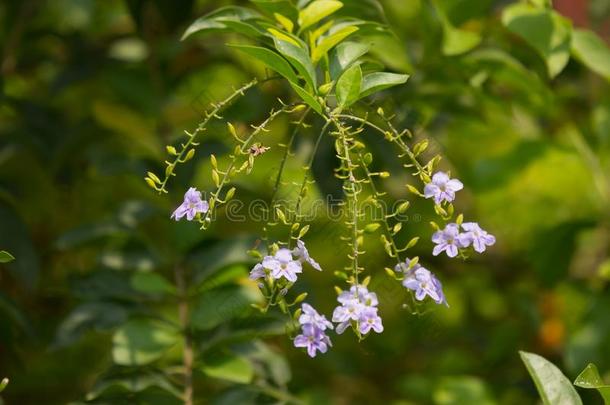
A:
<box><xmin>148</xmin><ymin>0</ymin><xmax>495</xmax><ymax>358</ymax></box>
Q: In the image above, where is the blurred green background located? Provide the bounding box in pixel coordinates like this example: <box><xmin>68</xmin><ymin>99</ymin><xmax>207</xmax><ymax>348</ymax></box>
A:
<box><xmin>1</xmin><ymin>0</ymin><xmax>610</xmax><ymax>404</ymax></box>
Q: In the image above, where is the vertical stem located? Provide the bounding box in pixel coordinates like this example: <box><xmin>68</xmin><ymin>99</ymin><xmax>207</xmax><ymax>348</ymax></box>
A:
<box><xmin>175</xmin><ymin>265</ymin><xmax>193</xmax><ymax>405</ymax></box>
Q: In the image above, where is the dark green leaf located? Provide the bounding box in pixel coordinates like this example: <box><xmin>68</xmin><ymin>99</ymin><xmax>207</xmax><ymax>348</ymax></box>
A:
<box><xmin>519</xmin><ymin>351</ymin><xmax>583</xmax><ymax>405</ymax></box>
<box><xmin>502</xmin><ymin>4</ymin><xmax>572</xmax><ymax>78</ymax></box>
<box><xmin>190</xmin><ymin>285</ymin><xmax>260</xmax><ymax>331</ymax></box>
<box><xmin>229</xmin><ymin>44</ymin><xmax>298</xmax><ymax>84</ymax></box>
<box><xmin>131</xmin><ymin>272</ymin><xmax>176</xmax><ymax>295</ymax></box>
<box><xmin>55</xmin><ymin>302</ymin><xmax>127</xmax><ymax>347</ymax></box>
<box><xmin>336</xmin><ymin>63</ymin><xmax>362</xmax><ymax>108</ymax></box>
<box><xmin>359</xmin><ymin>72</ymin><xmax>409</xmax><ymax>98</ymax></box>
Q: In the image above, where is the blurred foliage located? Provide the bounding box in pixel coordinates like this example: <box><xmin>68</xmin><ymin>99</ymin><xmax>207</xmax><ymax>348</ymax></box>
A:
<box><xmin>0</xmin><ymin>0</ymin><xmax>610</xmax><ymax>404</ymax></box>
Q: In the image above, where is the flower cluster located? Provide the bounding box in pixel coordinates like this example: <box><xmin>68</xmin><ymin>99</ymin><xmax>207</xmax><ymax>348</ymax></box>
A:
<box><xmin>332</xmin><ymin>285</ymin><xmax>383</xmax><ymax>336</ymax></box>
<box><xmin>171</xmin><ymin>187</ymin><xmax>209</xmax><ymax>221</ymax></box>
<box><xmin>249</xmin><ymin>240</ymin><xmax>322</xmax><ymax>283</ymax></box>
<box><xmin>422</xmin><ymin>171</ymin><xmax>496</xmax><ymax>258</ymax></box>
<box><xmin>432</xmin><ymin>222</ymin><xmax>496</xmax><ymax>258</ymax></box>
<box><xmin>294</xmin><ymin>303</ymin><xmax>333</xmax><ymax>358</ymax></box>
<box><xmin>395</xmin><ymin>258</ymin><xmax>447</xmax><ymax>306</ymax></box>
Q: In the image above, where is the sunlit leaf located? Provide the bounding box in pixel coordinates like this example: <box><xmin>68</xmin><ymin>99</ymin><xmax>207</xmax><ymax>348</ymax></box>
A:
<box><xmin>112</xmin><ymin>319</ymin><xmax>179</xmax><ymax>366</ymax></box>
<box><xmin>298</xmin><ymin>0</ymin><xmax>343</xmax><ymax>31</ymax></box>
<box><xmin>442</xmin><ymin>21</ymin><xmax>481</xmax><ymax>56</ymax></box>
<box><xmin>312</xmin><ymin>25</ymin><xmax>359</xmax><ymax>63</ymax></box>
<box><xmin>202</xmin><ymin>352</ymin><xmax>254</xmax><ymax>384</ymax></box>
<box><xmin>571</xmin><ymin>29</ymin><xmax>610</xmax><ymax>81</ymax></box>
<box><xmin>330</xmin><ymin>41</ymin><xmax>369</xmax><ymax>80</ymax></box>
<box><xmin>359</xmin><ymin>72</ymin><xmax>409</xmax><ymax>98</ymax></box>
<box><xmin>336</xmin><ymin>63</ymin><xmax>362</xmax><ymax>108</ymax></box>
<box><xmin>573</xmin><ymin>363</ymin><xmax>610</xmax><ymax>404</ymax></box>
<box><xmin>182</xmin><ymin>6</ymin><xmax>263</xmax><ymax>40</ymax></box>
<box><xmin>0</xmin><ymin>250</ymin><xmax>14</xmax><ymax>263</ymax></box>
<box><xmin>519</xmin><ymin>351</ymin><xmax>583</xmax><ymax>405</ymax></box>
<box><xmin>273</xmin><ymin>38</ymin><xmax>316</xmax><ymax>90</ymax></box>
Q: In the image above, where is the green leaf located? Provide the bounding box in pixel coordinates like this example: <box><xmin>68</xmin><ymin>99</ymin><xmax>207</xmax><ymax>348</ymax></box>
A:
<box><xmin>290</xmin><ymin>82</ymin><xmax>323</xmax><ymax>114</ymax></box>
<box><xmin>330</xmin><ymin>41</ymin><xmax>370</xmax><ymax>80</ymax></box>
<box><xmin>273</xmin><ymin>38</ymin><xmax>316</xmax><ymax>91</ymax></box>
<box><xmin>336</xmin><ymin>63</ymin><xmax>362</xmax><ymax>108</ymax></box>
<box><xmin>202</xmin><ymin>352</ymin><xmax>254</xmax><ymax>384</ymax></box>
<box><xmin>251</xmin><ymin>0</ymin><xmax>298</xmax><ymax>22</ymax></box>
<box><xmin>0</xmin><ymin>378</ymin><xmax>8</xmax><ymax>393</ymax></box>
<box><xmin>217</xmin><ymin>19</ymin><xmax>265</xmax><ymax>38</ymax></box>
<box><xmin>112</xmin><ymin>319</ymin><xmax>179</xmax><ymax>366</ymax></box>
<box><xmin>182</xmin><ymin>6</ymin><xmax>263</xmax><ymax>40</ymax></box>
<box><xmin>86</xmin><ymin>374</ymin><xmax>182</xmax><ymax>402</ymax></box>
<box><xmin>131</xmin><ymin>272</ymin><xmax>176</xmax><ymax>295</ymax></box>
<box><xmin>312</xmin><ymin>25</ymin><xmax>359</xmax><ymax>63</ymax></box>
<box><xmin>519</xmin><ymin>351</ymin><xmax>583</xmax><ymax>405</ymax></box>
<box><xmin>571</xmin><ymin>29</ymin><xmax>610</xmax><ymax>81</ymax></box>
<box><xmin>298</xmin><ymin>0</ymin><xmax>343</xmax><ymax>31</ymax></box>
<box><xmin>502</xmin><ymin>4</ymin><xmax>572</xmax><ymax>78</ymax></box>
<box><xmin>190</xmin><ymin>285</ymin><xmax>260</xmax><ymax>331</ymax></box>
<box><xmin>574</xmin><ymin>363</ymin><xmax>610</xmax><ymax>404</ymax></box>
<box><xmin>0</xmin><ymin>250</ymin><xmax>14</xmax><ymax>263</ymax></box>
<box><xmin>359</xmin><ymin>72</ymin><xmax>409</xmax><ymax>98</ymax></box>
<box><xmin>442</xmin><ymin>22</ymin><xmax>482</xmax><ymax>56</ymax></box>
<box><xmin>228</xmin><ymin>44</ymin><xmax>298</xmax><ymax>84</ymax></box>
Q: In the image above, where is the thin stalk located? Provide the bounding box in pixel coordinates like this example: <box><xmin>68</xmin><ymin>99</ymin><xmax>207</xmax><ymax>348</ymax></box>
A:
<box><xmin>264</xmin><ymin>107</ymin><xmax>312</xmax><ymax>248</ymax></box>
<box><xmin>286</xmin><ymin>119</ymin><xmax>332</xmax><ymax>248</ymax></box>
<box><xmin>357</xmin><ymin>151</ymin><xmax>403</xmax><ymax>263</ymax></box>
<box><xmin>199</xmin><ymin>104</ymin><xmax>293</xmax><ymax>229</ymax></box>
<box><xmin>159</xmin><ymin>78</ymin><xmax>259</xmax><ymax>193</ymax></box>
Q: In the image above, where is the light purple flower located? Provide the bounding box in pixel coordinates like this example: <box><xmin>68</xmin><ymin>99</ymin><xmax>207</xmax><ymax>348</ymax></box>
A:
<box><xmin>332</xmin><ymin>297</ymin><xmax>365</xmax><ymax>324</ymax></box>
<box><xmin>171</xmin><ymin>187</ymin><xmax>209</xmax><ymax>221</ymax></box>
<box><xmin>459</xmin><ymin>222</ymin><xmax>496</xmax><ymax>253</ymax></box>
<box><xmin>293</xmin><ymin>240</ymin><xmax>322</xmax><ymax>271</ymax></box>
<box><xmin>424</xmin><ymin>172</ymin><xmax>463</xmax><ymax>205</ymax></box>
<box><xmin>358</xmin><ymin>307</ymin><xmax>384</xmax><ymax>334</ymax></box>
<box><xmin>432</xmin><ymin>223</ymin><xmax>464</xmax><ymax>258</ymax></box>
<box><xmin>299</xmin><ymin>303</ymin><xmax>333</xmax><ymax>331</ymax></box>
<box><xmin>403</xmin><ymin>267</ymin><xmax>448</xmax><ymax>306</ymax></box>
<box><xmin>249</xmin><ymin>263</ymin><xmax>266</xmax><ymax>281</ymax></box>
<box><xmin>293</xmin><ymin>323</ymin><xmax>332</xmax><ymax>358</ymax></box>
<box><xmin>262</xmin><ymin>248</ymin><xmax>302</xmax><ymax>282</ymax></box>
<box><xmin>333</xmin><ymin>285</ymin><xmax>382</xmax><ymax>335</ymax></box>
